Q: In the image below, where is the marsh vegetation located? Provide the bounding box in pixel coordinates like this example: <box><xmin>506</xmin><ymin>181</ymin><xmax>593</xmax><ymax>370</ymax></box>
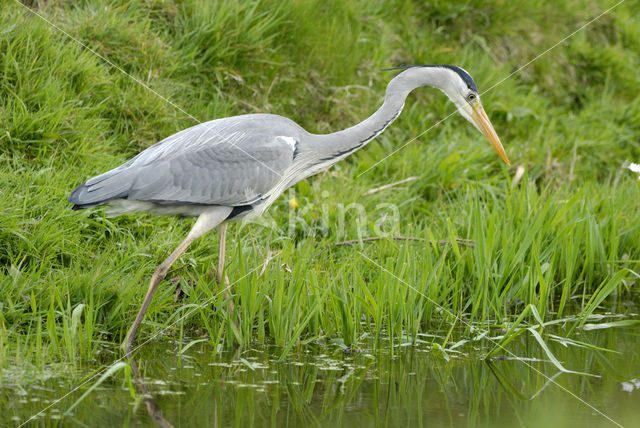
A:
<box><xmin>1</xmin><ymin>0</ymin><xmax>638</xmax><ymax>425</ymax></box>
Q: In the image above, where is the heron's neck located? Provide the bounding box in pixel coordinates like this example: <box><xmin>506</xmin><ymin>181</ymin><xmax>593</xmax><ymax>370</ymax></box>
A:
<box><xmin>307</xmin><ymin>67</ymin><xmax>452</xmax><ymax>162</ymax></box>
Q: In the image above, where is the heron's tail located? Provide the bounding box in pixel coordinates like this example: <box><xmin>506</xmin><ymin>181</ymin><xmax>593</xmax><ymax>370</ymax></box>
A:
<box><xmin>68</xmin><ymin>168</ymin><xmax>133</xmax><ymax>210</ymax></box>
<box><xmin>68</xmin><ymin>184</ymin><xmax>102</xmax><ymax>210</ymax></box>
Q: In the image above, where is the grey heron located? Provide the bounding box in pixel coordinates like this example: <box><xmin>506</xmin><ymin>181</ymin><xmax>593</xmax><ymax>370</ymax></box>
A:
<box><xmin>68</xmin><ymin>65</ymin><xmax>510</xmax><ymax>358</ymax></box>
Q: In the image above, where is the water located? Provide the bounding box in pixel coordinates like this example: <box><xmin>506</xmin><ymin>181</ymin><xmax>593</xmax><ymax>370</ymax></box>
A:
<box><xmin>2</xmin><ymin>322</ymin><xmax>639</xmax><ymax>427</ymax></box>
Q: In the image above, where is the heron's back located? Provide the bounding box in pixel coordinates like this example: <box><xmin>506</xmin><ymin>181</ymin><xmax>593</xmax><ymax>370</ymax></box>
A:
<box><xmin>69</xmin><ymin>114</ymin><xmax>306</xmax><ymax>217</ymax></box>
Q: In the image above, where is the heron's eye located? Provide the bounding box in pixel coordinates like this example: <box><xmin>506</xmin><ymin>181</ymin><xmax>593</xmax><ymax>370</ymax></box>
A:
<box><xmin>467</xmin><ymin>93</ymin><xmax>477</xmax><ymax>102</ymax></box>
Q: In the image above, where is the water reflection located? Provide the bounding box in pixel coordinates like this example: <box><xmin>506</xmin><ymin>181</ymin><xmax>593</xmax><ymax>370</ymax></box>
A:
<box><xmin>3</xmin><ymin>325</ymin><xmax>639</xmax><ymax>427</ymax></box>
<box><xmin>129</xmin><ymin>358</ymin><xmax>173</xmax><ymax>428</ymax></box>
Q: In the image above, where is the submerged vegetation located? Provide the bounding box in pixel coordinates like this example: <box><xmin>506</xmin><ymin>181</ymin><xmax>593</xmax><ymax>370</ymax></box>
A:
<box><xmin>0</xmin><ymin>0</ymin><xmax>638</xmax><ymax>392</ymax></box>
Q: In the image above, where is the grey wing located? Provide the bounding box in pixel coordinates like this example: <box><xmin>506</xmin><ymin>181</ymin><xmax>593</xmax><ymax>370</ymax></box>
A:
<box><xmin>69</xmin><ymin>117</ymin><xmax>298</xmax><ymax>208</ymax></box>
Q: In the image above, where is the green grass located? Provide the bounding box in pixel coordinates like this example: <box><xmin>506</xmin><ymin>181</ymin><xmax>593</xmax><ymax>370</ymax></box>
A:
<box><xmin>0</xmin><ymin>0</ymin><xmax>639</xmax><ymax>369</ymax></box>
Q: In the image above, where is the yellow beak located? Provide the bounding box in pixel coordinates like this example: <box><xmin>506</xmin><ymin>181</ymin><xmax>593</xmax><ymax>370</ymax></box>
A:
<box><xmin>471</xmin><ymin>104</ymin><xmax>510</xmax><ymax>165</ymax></box>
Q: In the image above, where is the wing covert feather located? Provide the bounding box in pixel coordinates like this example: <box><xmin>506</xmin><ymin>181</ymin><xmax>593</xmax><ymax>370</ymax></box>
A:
<box><xmin>74</xmin><ymin>115</ymin><xmax>301</xmax><ymax>207</ymax></box>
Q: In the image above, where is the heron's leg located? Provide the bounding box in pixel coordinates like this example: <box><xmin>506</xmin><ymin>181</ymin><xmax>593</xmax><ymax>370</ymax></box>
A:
<box><xmin>216</xmin><ymin>223</ymin><xmax>236</xmax><ymax>318</ymax></box>
<box><xmin>123</xmin><ymin>207</ymin><xmax>231</xmax><ymax>358</ymax></box>
<box><xmin>123</xmin><ymin>236</ymin><xmax>194</xmax><ymax>358</ymax></box>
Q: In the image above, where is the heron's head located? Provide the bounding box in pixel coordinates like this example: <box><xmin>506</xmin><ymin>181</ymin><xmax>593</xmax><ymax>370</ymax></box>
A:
<box><xmin>435</xmin><ymin>65</ymin><xmax>509</xmax><ymax>165</ymax></box>
<box><xmin>387</xmin><ymin>65</ymin><xmax>510</xmax><ymax>165</ymax></box>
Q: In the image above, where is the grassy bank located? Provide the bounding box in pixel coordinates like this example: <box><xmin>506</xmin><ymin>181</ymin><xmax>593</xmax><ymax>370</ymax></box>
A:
<box><xmin>1</xmin><ymin>0</ymin><xmax>639</xmax><ymax>368</ymax></box>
